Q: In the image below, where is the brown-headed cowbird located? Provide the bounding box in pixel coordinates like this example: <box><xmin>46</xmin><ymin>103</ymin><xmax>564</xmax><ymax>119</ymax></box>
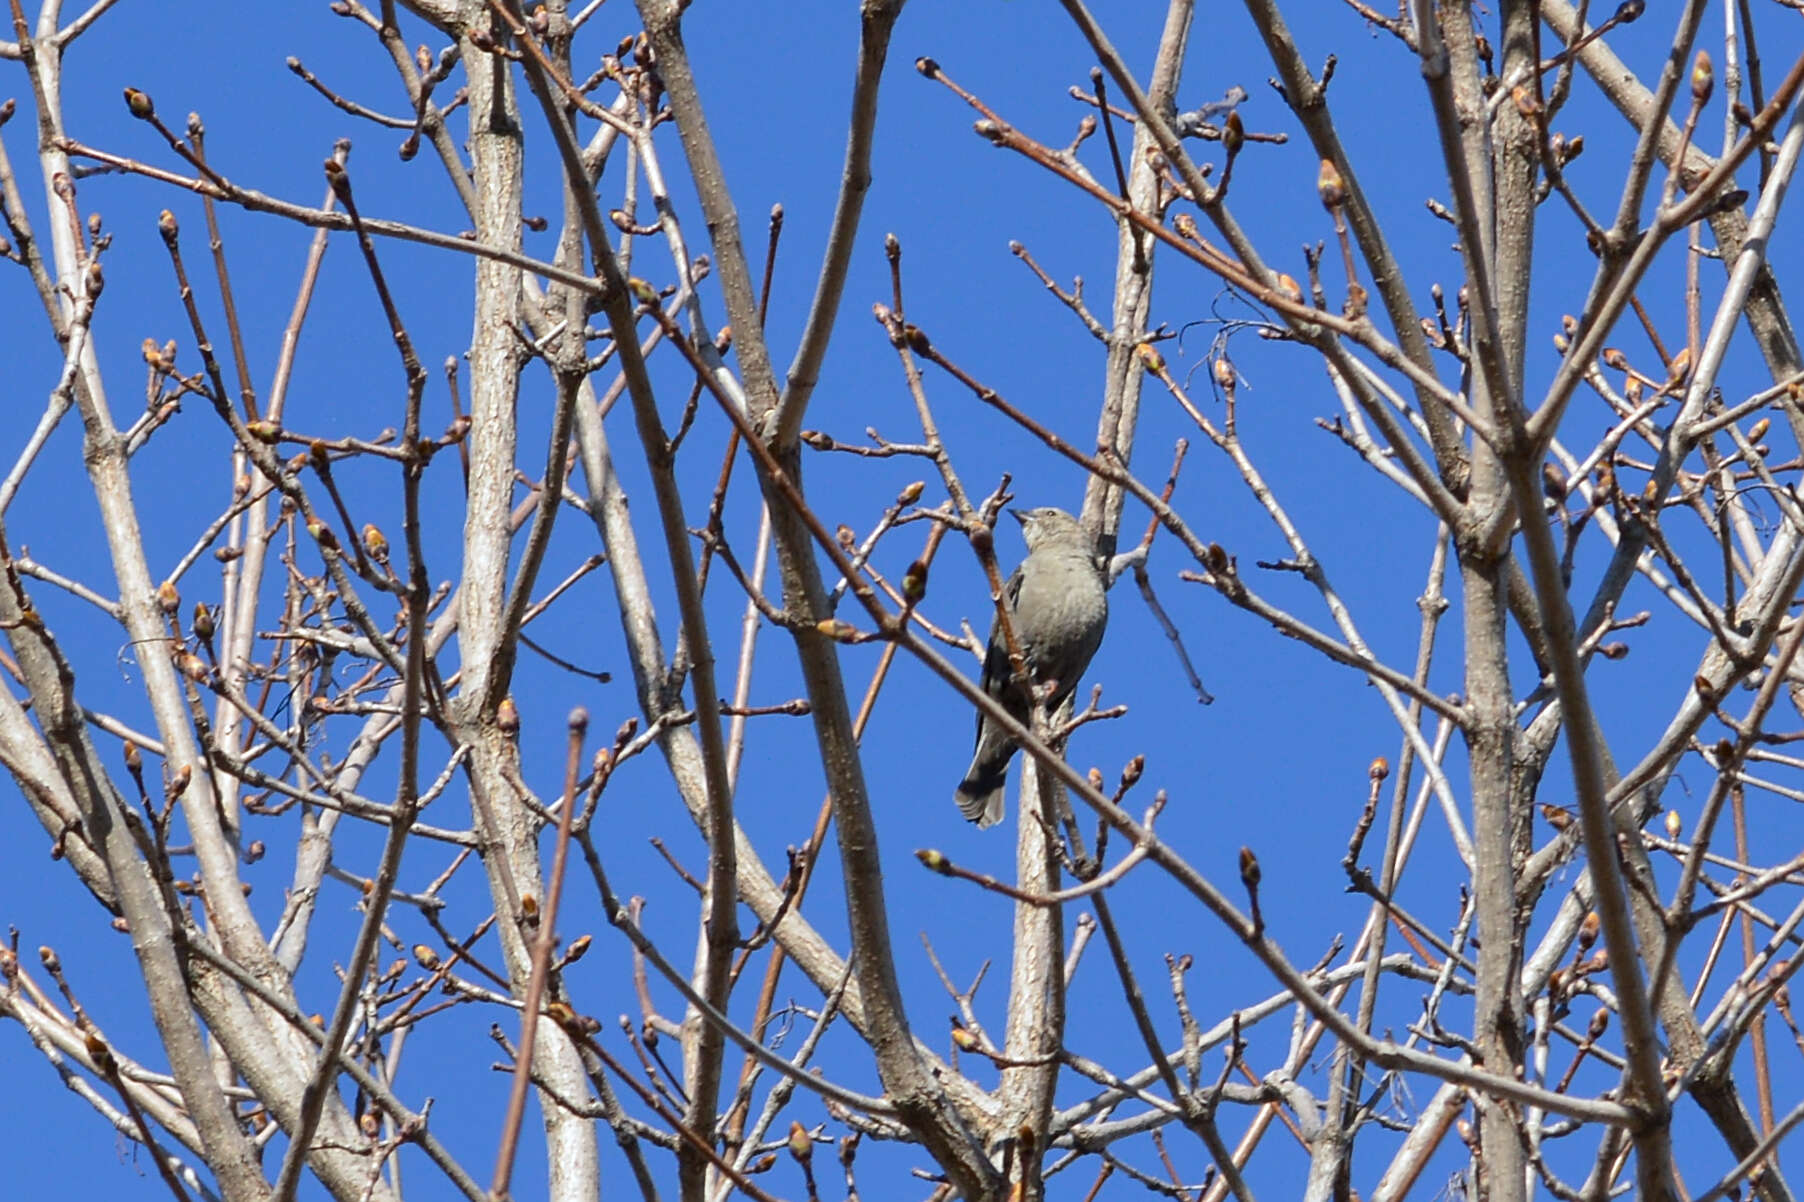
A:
<box><xmin>956</xmin><ymin>507</ymin><xmax>1108</xmax><ymax>827</ymax></box>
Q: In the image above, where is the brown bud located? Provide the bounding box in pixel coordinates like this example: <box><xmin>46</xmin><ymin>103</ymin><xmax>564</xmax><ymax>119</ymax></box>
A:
<box><xmin>1667</xmin><ymin>346</ymin><xmax>1692</xmax><ymax>384</ymax></box>
<box><xmin>897</xmin><ymin>480</ymin><xmax>926</xmax><ymax>506</ymax></box>
<box><xmin>787</xmin><ymin>1121</ymin><xmax>813</xmax><ymax>1164</ymax></box>
<box><xmin>1597</xmin><ymin>641</ymin><xmax>1628</xmax><ymax>660</ymax></box>
<box><xmin>245</xmin><ymin>420</ymin><xmax>282</xmax><ymax>444</ymax></box>
<box><xmin>1540</xmin><ymin>804</ymin><xmax>1573</xmax><ymax>831</ymax></box>
<box><xmin>1213</xmin><ymin>357</ymin><xmax>1235</xmax><ymax>391</ymax></box>
<box><xmin>246</xmin><ymin>840</ymin><xmax>265</xmax><ymax>863</ymax></box>
<box><xmin>1749</xmin><ymin>417</ymin><xmax>1771</xmax><ymax>442</ymax></box>
<box><xmin>815</xmin><ymin>619</ymin><xmax>859</xmax><ymax>642</ymax></box>
<box><xmin>1692</xmin><ymin>50</ymin><xmax>1714</xmax><ymax>105</ymax></box>
<box><xmin>306</xmin><ymin>520</ymin><xmax>338</xmax><ymax>551</ymax></box>
<box><xmin>123</xmin><ymin>88</ymin><xmax>155</xmax><ymax>119</ymax></box>
<box><xmin>916</xmin><ymin>848</ymin><xmax>953</xmax><ymax>875</ymax></box>
<box><xmin>520</xmin><ymin>893</ymin><xmax>538</xmax><ymax>918</ymax></box>
<box><xmin>1206</xmin><ymin>543</ymin><xmax>1230</xmax><ymax>574</ymax></box>
<box><xmin>626</xmin><ymin>277</ymin><xmax>659</xmax><ymax>306</ymax></box>
<box><xmin>950</xmin><ymin>1024</ymin><xmax>979</xmax><ymax>1051</ymax></box>
<box><xmin>362</xmin><ymin>524</ymin><xmax>389</xmax><ymax>563</ymax></box>
<box><xmin>497</xmin><ymin>696</ymin><xmax>520</xmax><ymax>735</ymax></box>
<box><xmin>156</xmin><ymin>580</ymin><xmax>180</xmax><ymax>613</ymax></box>
<box><xmin>1317</xmin><ymin>159</ymin><xmax>1346</xmax><ymax>209</ymax></box>
<box><xmin>175</xmin><ymin>653</ymin><xmax>209</xmax><ymax>684</ymax></box>
<box><xmin>1274</xmin><ymin>272</ymin><xmax>1303</xmax><ymax>302</ymax></box>
<box><xmin>1369</xmin><ymin>757</ymin><xmax>1390</xmax><ymax>781</ymax></box>
<box><xmin>85</xmin><ymin>1032</ymin><xmax>115</xmax><ymax>1074</ymax></box>
<box><xmin>1664</xmin><ymin>809</ymin><xmax>1683</xmax><ymax>839</ymax></box>
<box><xmin>901</xmin><ymin>559</ymin><xmax>928</xmax><ymax>603</ymax></box>
<box><xmin>412</xmin><ymin>944</ymin><xmax>440</xmax><ymax>970</ymax></box>
<box><xmin>123</xmin><ymin>741</ymin><xmax>141</xmax><ymax>772</ymax></box>
<box><xmin>38</xmin><ymin>946</ymin><xmax>60</xmax><ymax>973</ymax></box>
<box><xmin>191</xmin><ymin>604</ymin><xmax>214</xmax><ymax>641</ymax></box>
<box><xmin>323</xmin><ymin>157</ymin><xmax>351</xmax><ymax>201</ymax></box>
<box><xmin>1238</xmin><ymin>845</ymin><xmax>1261</xmax><ymax>889</ymax></box>
<box><xmin>1578</xmin><ymin>910</ymin><xmax>1600</xmax><ymax>949</ymax></box>
<box><xmin>1121</xmin><ymin>755</ymin><xmax>1145</xmax><ymax>788</ymax></box>
<box><xmin>1223</xmin><ymin>110</ymin><xmax>1244</xmax><ymax>154</ymax></box>
<box><xmin>565</xmin><ymin>933</ymin><xmax>592</xmax><ymax>963</ymax></box>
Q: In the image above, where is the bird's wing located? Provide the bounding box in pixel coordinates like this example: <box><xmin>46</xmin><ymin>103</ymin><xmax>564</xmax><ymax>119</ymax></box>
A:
<box><xmin>973</xmin><ymin>565</ymin><xmax>1027</xmax><ymax>746</ymax></box>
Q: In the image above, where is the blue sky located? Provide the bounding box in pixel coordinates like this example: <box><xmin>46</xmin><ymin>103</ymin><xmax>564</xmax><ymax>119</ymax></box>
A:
<box><xmin>2</xmin><ymin>1</ymin><xmax>1801</xmax><ymax>1198</ymax></box>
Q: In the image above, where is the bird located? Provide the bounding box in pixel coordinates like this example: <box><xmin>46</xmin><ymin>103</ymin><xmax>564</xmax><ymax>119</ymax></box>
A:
<box><xmin>955</xmin><ymin>507</ymin><xmax>1109</xmax><ymax>828</ymax></box>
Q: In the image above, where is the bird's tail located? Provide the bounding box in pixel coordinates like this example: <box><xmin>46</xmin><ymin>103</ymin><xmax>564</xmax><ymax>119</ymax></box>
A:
<box><xmin>955</xmin><ymin>734</ymin><xmax>1015</xmax><ymax>828</ymax></box>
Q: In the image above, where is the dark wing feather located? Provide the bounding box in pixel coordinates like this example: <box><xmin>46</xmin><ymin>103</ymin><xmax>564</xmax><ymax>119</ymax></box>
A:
<box><xmin>973</xmin><ymin>565</ymin><xmax>1027</xmax><ymax>749</ymax></box>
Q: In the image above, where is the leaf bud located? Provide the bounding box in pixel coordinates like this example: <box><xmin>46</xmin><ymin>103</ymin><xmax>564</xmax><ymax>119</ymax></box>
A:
<box><xmin>1692</xmin><ymin>50</ymin><xmax>1714</xmax><ymax>104</ymax></box>
<box><xmin>1317</xmin><ymin>159</ymin><xmax>1346</xmax><ymax>209</ymax></box>
<box><xmin>787</xmin><ymin>1121</ymin><xmax>812</xmax><ymax>1164</ymax></box>
<box><xmin>901</xmin><ymin>559</ymin><xmax>928</xmax><ymax>602</ymax></box>
<box><xmin>1223</xmin><ymin>110</ymin><xmax>1244</xmax><ymax>154</ymax></box>
<box><xmin>362</xmin><ymin>524</ymin><xmax>389</xmax><ymax>563</ymax></box>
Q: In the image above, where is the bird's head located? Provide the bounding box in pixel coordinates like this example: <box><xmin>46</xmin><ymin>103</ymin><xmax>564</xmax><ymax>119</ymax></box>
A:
<box><xmin>1010</xmin><ymin>506</ymin><xmax>1087</xmax><ymax>552</ymax></box>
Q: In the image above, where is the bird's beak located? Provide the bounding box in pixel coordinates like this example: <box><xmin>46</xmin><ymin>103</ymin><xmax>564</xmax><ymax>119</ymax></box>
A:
<box><xmin>1009</xmin><ymin>508</ymin><xmax>1029</xmax><ymax>526</ymax></box>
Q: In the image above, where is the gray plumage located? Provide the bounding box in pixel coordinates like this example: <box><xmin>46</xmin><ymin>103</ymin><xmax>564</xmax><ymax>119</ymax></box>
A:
<box><xmin>956</xmin><ymin>507</ymin><xmax>1108</xmax><ymax>828</ymax></box>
